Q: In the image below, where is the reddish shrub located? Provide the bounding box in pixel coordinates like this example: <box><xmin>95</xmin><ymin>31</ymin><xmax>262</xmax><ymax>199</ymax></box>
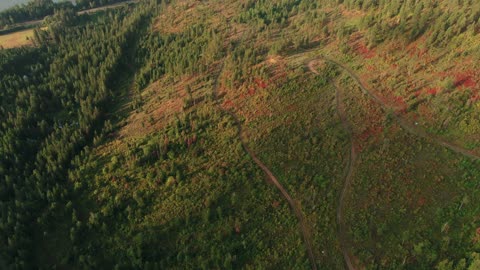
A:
<box><xmin>358</xmin><ymin>126</ymin><xmax>383</xmax><ymax>142</ymax></box>
<box><xmin>455</xmin><ymin>73</ymin><xmax>476</xmax><ymax>89</ymax></box>
<box><xmin>426</xmin><ymin>88</ymin><xmax>438</xmax><ymax>95</ymax></box>
<box><xmin>272</xmin><ymin>201</ymin><xmax>280</xmax><ymax>208</ymax></box>
<box><xmin>417</xmin><ymin>49</ymin><xmax>427</xmax><ymax>58</ymax></box>
<box><xmin>254</xmin><ymin>78</ymin><xmax>268</xmax><ymax>89</ymax></box>
<box><xmin>353</xmin><ymin>143</ymin><xmax>363</xmax><ymax>154</ymax></box>
<box><xmin>223</xmin><ymin>100</ymin><xmax>234</xmax><ymax>108</ymax></box>
<box><xmin>356</xmin><ymin>43</ymin><xmax>375</xmax><ymax>59</ymax></box>
<box><xmin>418</xmin><ymin>197</ymin><xmax>426</xmax><ymax>207</ymax></box>
<box><xmin>393</xmin><ymin>96</ymin><xmax>407</xmax><ymax>110</ymax></box>
<box><xmin>186</xmin><ymin>135</ymin><xmax>197</xmax><ymax>148</ymax></box>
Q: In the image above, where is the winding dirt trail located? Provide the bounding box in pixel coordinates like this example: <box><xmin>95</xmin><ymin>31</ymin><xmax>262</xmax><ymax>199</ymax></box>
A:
<box><xmin>213</xmin><ymin>63</ymin><xmax>318</xmax><ymax>270</ymax></box>
<box><xmin>310</xmin><ymin>63</ymin><xmax>357</xmax><ymax>270</ymax></box>
<box><xmin>314</xmin><ymin>57</ymin><xmax>480</xmax><ymax>161</ymax></box>
<box><xmin>308</xmin><ymin>55</ymin><xmax>480</xmax><ymax>269</ymax></box>
<box><xmin>335</xmin><ymin>84</ymin><xmax>358</xmax><ymax>270</ymax></box>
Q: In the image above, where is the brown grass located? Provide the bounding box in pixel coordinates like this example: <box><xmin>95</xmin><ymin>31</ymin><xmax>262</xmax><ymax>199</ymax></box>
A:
<box><xmin>0</xmin><ymin>29</ymin><xmax>34</xmax><ymax>49</ymax></box>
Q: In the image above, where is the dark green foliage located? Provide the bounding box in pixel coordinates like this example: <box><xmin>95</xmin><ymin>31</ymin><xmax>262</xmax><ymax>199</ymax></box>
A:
<box><xmin>0</xmin><ymin>3</ymin><xmax>150</xmax><ymax>269</ymax></box>
<box><xmin>0</xmin><ymin>0</ymin><xmax>74</xmax><ymax>28</ymax></box>
<box><xmin>135</xmin><ymin>23</ymin><xmax>224</xmax><ymax>88</ymax></box>
<box><xmin>236</xmin><ymin>0</ymin><xmax>301</xmax><ymax>29</ymax></box>
<box><xmin>69</xmin><ymin>107</ymin><xmax>306</xmax><ymax>269</ymax></box>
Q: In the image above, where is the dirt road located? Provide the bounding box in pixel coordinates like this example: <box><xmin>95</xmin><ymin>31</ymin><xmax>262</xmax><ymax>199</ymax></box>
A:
<box><xmin>77</xmin><ymin>0</ymin><xmax>138</xmax><ymax>15</ymax></box>
<box><xmin>312</xmin><ymin>57</ymin><xmax>480</xmax><ymax>161</ymax></box>
<box><xmin>309</xmin><ymin>61</ymin><xmax>357</xmax><ymax>270</ymax></box>
<box><xmin>214</xmin><ymin>63</ymin><xmax>318</xmax><ymax>270</ymax></box>
<box><xmin>308</xmin><ymin>56</ymin><xmax>480</xmax><ymax>269</ymax></box>
<box><xmin>335</xmin><ymin>84</ymin><xmax>358</xmax><ymax>270</ymax></box>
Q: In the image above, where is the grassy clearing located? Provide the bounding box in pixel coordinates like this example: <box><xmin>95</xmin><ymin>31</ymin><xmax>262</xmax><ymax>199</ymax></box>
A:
<box><xmin>0</xmin><ymin>28</ymin><xmax>34</xmax><ymax>48</ymax></box>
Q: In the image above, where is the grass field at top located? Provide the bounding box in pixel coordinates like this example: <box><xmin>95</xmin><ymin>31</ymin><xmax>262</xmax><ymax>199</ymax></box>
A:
<box><xmin>0</xmin><ymin>28</ymin><xmax>33</xmax><ymax>48</ymax></box>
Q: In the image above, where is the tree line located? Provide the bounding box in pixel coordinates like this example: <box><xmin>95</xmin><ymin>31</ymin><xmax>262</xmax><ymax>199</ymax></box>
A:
<box><xmin>0</xmin><ymin>0</ymin><xmax>129</xmax><ymax>29</ymax></box>
<box><xmin>0</xmin><ymin>2</ymin><xmax>151</xmax><ymax>268</ymax></box>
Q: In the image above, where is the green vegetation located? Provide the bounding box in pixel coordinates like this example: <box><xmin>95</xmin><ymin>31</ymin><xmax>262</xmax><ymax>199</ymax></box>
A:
<box><xmin>0</xmin><ymin>0</ymin><xmax>60</xmax><ymax>28</ymax></box>
<box><xmin>1</xmin><ymin>0</ymin><xmax>480</xmax><ymax>269</ymax></box>
<box><xmin>338</xmin><ymin>75</ymin><xmax>480</xmax><ymax>269</ymax></box>
<box><xmin>0</xmin><ymin>3</ymin><xmax>150</xmax><ymax>268</ymax></box>
<box><xmin>238</xmin><ymin>66</ymin><xmax>347</xmax><ymax>269</ymax></box>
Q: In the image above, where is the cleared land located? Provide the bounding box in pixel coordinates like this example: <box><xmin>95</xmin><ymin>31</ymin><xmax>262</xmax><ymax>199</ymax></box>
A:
<box><xmin>0</xmin><ymin>28</ymin><xmax>33</xmax><ymax>48</ymax></box>
<box><xmin>0</xmin><ymin>1</ymin><xmax>137</xmax><ymax>49</ymax></box>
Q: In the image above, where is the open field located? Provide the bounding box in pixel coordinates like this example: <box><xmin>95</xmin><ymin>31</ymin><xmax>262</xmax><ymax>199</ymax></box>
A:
<box><xmin>0</xmin><ymin>28</ymin><xmax>33</xmax><ymax>48</ymax></box>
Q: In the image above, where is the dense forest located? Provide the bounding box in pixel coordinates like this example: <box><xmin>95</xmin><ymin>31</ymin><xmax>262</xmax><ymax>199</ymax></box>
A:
<box><xmin>0</xmin><ymin>1</ymin><xmax>153</xmax><ymax>268</ymax></box>
<box><xmin>1</xmin><ymin>0</ymin><xmax>480</xmax><ymax>269</ymax></box>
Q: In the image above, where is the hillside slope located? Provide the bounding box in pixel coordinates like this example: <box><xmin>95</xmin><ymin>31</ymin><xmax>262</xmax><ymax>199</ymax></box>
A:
<box><xmin>1</xmin><ymin>0</ymin><xmax>480</xmax><ymax>269</ymax></box>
